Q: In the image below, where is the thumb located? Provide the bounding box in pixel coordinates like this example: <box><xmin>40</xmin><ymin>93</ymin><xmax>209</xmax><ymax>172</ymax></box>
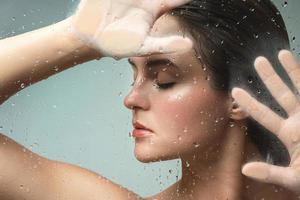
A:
<box><xmin>163</xmin><ymin>0</ymin><xmax>191</xmax><ymax>8</ymax></box>
<box><xmin>138</xmin><ymin>35</ymin><xmax>193</xmax><ymax>56</ymax></box>
<box><xmin>242</xmin><ymin>162</ymin><xmax>291</xmax><ymax>188</ymax></box>
<box><xmin>155</xmin><ymin>0</ymin><xmax>191</xmax><ymax>18</ymax></box>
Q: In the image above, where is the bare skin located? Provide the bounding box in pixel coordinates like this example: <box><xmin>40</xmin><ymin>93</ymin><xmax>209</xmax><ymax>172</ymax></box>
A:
<box><xmin>0</xmin><ymin>0</ymin><xmax>300</xmax><ymax>200</ymax></box>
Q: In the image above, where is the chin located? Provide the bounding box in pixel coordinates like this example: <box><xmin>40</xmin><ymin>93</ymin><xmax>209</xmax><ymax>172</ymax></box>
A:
<box><xmin>134</xmin><ymin>143</ymin><xmax>179</xmax><ymax>163</ymax></box>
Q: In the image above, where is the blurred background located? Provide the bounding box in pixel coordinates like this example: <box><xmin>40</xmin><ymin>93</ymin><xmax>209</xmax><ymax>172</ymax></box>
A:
<box><xmin>0</xmin><ymin>0</ymin><xmax>299</xmax><ymax>197</ymax></box>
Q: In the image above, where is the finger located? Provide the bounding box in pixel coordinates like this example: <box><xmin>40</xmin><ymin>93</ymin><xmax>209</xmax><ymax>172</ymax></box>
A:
<box><xmin>162</xmin><ymin>0</ymin><xmax>192</xmax><ymax>8</ymax></box>
<box><xmin>242</xmin><ymin>162</ymin><xmax>299</xmax><ymax>192</ymax></box>
<box><xmin>72</xmin><ymin>0</ymin><xmax>107</xmax><ymax>38</ymax></box>
<box><xmin>157</xmin><ymin>0</ymin><xmax>191</xmax><ymax>16</ymax></box>
<box><xmin>232</xmin><ymin>88</ymin><xmax>284</xmax><ymax>138</ymax></box>
<box><xmin>278</xmin><ymin>50</ymin><xmax>300</xmax><ymax>95</ymax></box>
<box><xmin>254</xmin><ymin>56</ymin><xmax>299</xmax><ymax>115</ymax></box>
<box><xmin>138</xmin><ymin>35</ymin><xmax>193</xmax><ymax>56</ymax></box>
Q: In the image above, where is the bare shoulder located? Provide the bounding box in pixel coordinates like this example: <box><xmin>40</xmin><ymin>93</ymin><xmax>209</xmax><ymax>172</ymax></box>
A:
<box><xmin>144</xmin><ymin>181</ymin><xmax>180</xmax><ymax>200</ymax></box>
<box><xmin>0</xmin><ymin>133</ymin><xmax>143</xmax><ymax>200</ymax></box>
<box><xmin>49</xmin><ymin>160</ymin><xmax>144</xmax><ymax>200</ymax></box>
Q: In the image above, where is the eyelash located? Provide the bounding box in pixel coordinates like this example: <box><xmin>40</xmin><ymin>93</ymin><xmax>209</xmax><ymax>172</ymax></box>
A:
<box><xmin>155</xmin><ymin>82</ymin><xmax>175</xmax><ymax>90</ymax></box>
<box><xmin>130</xmin><ymin>81</ymin><xmax>175</xmax><ymax>90</ymax></box>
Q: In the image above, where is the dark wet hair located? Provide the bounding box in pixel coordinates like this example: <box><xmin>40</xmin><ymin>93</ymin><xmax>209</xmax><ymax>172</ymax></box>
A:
<box><xmin>171</xmin><ymin>0</ymin><xmax>291</xmax><ymax>165</ymax></box>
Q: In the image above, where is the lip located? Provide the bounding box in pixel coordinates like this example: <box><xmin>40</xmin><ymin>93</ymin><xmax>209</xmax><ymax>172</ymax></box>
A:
<box><xmin>131</xmin><ymin>121</ymin><xmax>154</xmax><ymax>138</ymax></box>
<box><xmin>133</xmin><ymin>121</ymin><xmax>153</xmax><ymax>132</ymax></box>
<box><xmin>132</xmin><ymin>129</ymin><xmax>154</xmax><ymax>138</ymax></box>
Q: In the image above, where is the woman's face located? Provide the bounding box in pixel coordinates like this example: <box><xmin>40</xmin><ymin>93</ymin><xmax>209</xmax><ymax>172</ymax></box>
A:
<box><xmin>124</xmin><ymin>14</ymin><xmax>231</xmax><ymax>163</ymax></box>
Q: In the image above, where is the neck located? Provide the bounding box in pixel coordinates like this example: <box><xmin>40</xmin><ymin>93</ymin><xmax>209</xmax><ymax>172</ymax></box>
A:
<box><xmin>175</xmin><ymin>121</ymin><xmax>262</xmax><ymax>200</ymax></box>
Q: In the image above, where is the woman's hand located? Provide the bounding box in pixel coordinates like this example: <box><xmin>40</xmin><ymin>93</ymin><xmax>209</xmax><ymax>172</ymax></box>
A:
<box><xmin>232</xmin><ymin>50</ymin><xmax>300</xmax><ymax>194</ymax></box>
<box><xmin>70</xmin><ymin>0</ymin><xmax>193</xmax><ymax>59</ymax></box>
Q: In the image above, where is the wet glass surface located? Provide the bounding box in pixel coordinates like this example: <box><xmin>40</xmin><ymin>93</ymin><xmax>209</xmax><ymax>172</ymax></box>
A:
<box><xmin>0</xmin><ymin>0</ymin><xmax>300</xmax><ymax>198</ymax></box>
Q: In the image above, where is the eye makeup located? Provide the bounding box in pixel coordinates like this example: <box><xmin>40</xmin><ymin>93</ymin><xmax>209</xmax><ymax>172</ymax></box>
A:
<box><xmin>128</xmin><ymin>57</ymin><xmax>183</xmax><ymax>90</ymax></box>
<box><xmin>128</xmin><ymin>58</ymin><xmax>180</xmax><ymax>71</ymax></box>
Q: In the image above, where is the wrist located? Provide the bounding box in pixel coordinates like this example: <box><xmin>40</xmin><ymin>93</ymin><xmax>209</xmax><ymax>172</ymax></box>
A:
<box><xmin>59</xmin><ymin>16</ymin><xmax>102</xmax><ymax>60</ymax></box>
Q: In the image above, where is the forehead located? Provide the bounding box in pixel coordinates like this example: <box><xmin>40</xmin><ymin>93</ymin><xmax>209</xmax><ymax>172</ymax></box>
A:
<box><xmin>150</xmin><ymin>13</ymin><xmax>183</xmax><ymax>37</ymax></box>
<box><xmin>129</xmin><ymin>14</ymin><xmax>186</xmax><ymax>65</ymax></box>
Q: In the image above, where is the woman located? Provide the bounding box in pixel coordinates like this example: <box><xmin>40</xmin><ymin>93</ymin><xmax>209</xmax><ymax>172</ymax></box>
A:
<box><xmin>0</xmin><ymin>0</ymin><xmax>299</xmax><ymax>199</ymax></box>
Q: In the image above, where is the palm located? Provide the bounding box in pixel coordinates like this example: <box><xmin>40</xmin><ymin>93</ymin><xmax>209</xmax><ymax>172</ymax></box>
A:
<box><xmin>280</xmin><ymin>109</ymin><xmax>300</xmax><ymax>167</ymax></box>
<box><xmin>232</xmin><ymin>50</ymin><xmax>300</xmax><ymax>194</ymax></box>
<box><xmin>72</xmin><ymin>0</ymin><xmax>192</xmax><ymax>59</ymax></box>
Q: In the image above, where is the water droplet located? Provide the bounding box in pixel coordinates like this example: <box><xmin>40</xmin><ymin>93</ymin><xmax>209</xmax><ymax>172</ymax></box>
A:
<box><xmin>282</xmin><ymin>0</ymin><xmax>288</xmax><ymax>7</ymax></box>
<box><xmin>193</xmin><ymin>78</ymin><xmax>198</xmax><ymax>84</ymax></box>
<box><xmin>176</xmin><ymin>95</ymin><xmax>182</xmax><ymax>100</ymax></box>
<box><xmin>242</xmin><ymin>126</ymin><xmax>248</xmax><ymax>131</ymax></box>
<box><xmin>53</xmin><ymin>66</ymin><xmax>59</xmax><ymax>72</ymax></box>
<box><xmin>159</xmin><ymin>46</ymin><xmax>163</xmax><ymax>53</ymax></box>
<box><xmin>177</xmin><ymin>135</ymin><xmax>182</xmax><ymax>141</ymax></box>
<box><xmin>186</xmin><ymin>161</ymin><xmax>190</xmax><ymax>167</ymax></box>
<box><xmin>183</xmin><ymin>128</ymin><xmax>188</xmax><ymax>133</ymax></box>
<box><xmin>193</xmin><ymin>142</ymin><xmax>200</xmax><ymax>148</ymax></box>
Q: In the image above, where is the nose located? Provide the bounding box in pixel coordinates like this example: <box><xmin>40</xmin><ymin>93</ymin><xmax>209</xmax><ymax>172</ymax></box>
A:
<box><xmin>123</xmin><ymin>80</ymin><xmax>150</xmax><ymax>111</ymax></box>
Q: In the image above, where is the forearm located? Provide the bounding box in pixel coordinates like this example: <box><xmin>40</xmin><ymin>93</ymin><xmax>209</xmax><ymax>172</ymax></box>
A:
<box><xmin>0</xmin><ymin>17</ymin><xmax>101</xmax><ymax>105</ymax></box>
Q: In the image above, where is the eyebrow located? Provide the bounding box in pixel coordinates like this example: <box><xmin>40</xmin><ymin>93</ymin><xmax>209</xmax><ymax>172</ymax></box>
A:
<box><xmin>128</xmin><ymin>58</ymin><xmax>179</xmax><ymax>70</ymax></box>
<box><xmin>128</xmin><ymin>58</ymin><xmax>136</xmax><ymax>67</ymax></box>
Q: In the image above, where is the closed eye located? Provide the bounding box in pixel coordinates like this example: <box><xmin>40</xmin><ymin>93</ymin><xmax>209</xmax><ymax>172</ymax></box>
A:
<box><xmin>155</xmin><ymin>82</ymin><xmax>175</xmax><ymax>90</ymax></box>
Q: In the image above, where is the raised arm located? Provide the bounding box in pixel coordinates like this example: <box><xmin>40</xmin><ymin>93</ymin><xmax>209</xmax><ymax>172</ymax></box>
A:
<box><xmin>0</xmin><ymin>0</ymin><xmax>193</xmax><ymax>199</ymax></box>
<box><xmin>0</xmin><ymin>0</ymin><xmax>193</xmax><ymax>106</ymax></box>
<box><xmin>0</xmin><ymin>17</ymin><xmax>100</xmax><ymax>105</ymax></box>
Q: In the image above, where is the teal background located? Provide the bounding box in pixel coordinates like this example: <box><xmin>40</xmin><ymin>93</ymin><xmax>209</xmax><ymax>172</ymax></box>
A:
<box><xmin>0</xmin><ymin>0</ymin><xmax>299</xmax><ymax>197</ymax></box>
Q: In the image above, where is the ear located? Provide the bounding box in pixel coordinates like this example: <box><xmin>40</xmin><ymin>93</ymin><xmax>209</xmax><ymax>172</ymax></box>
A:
<box><xmin>229</xmin><ymin>98</ymin><xmax>249</xmax><ymax>120</ymax></box>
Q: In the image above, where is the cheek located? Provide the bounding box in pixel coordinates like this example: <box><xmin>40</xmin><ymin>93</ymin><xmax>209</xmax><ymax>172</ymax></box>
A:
<box><xmin>152</xmin><ymin>86</ymin><xmax>228</xmax><ymax>144</ymax></box>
